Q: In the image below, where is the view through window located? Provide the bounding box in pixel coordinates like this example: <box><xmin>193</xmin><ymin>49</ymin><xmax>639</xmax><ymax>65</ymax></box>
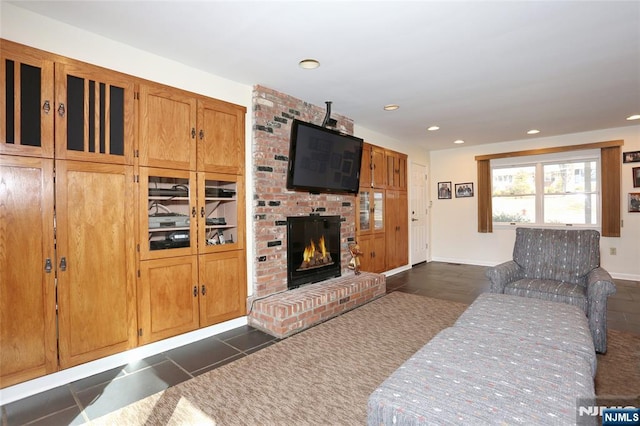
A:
<box><xmin>492</xmin><ymin>154</ymin><xmax>599</xmax><ymax>226</ymax></box>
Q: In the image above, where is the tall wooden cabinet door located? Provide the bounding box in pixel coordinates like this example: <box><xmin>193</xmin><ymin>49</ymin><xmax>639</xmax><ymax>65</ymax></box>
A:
<box><xmin>54</xmin><ymin>61</ymin><xmax>134</xmax><ymax>165</ymax></box>
<box><xmin>359</xmin><ymin>143</ymin><xmax>372</xmax><ymax>188</ymax></box>
<box><xmin>0</xmin><ymin>156</ymin><xmax>57</xmax><ymax>388</ymax></box>
<box><xmin>371</xmin><ymin>146</ymin><xmax>386</xmax><ymax>188</ymax></box>
<box><xmin>385</xmin><ymin>190</ymin><xmax>409</xmax><ymax>270</ymax></box>
<box><xmin>197</xmin><ymin>98</ymin><xmax>246</xmax><ymax>175</ymax></box>
<box><xmin>55</xmin><ymin>160</ymin><xmax>137</xmax><ymax>369</ymax></box>
<box><xmin>198</xmin><ymin>250</ymin><xmax>247</xmax><ymax>327</ymax></box>
<box><xmin>139</xmin><ymin>83</ymin><xmax>197</xmax><ymax>170</ymax></box>
<box><xmin>1</xmin><ymin>41</ymin><xmax>54</xmax><ymax>159</ymax></box>
<box><xmin>137</xmin><ymin>256</ymin><xmax>199</xmax><ymax>345</ymax></box>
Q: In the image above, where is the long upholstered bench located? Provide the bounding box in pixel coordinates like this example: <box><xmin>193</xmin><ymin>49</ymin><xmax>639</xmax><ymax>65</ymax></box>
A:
<box><xmin>367</xmin><ymin>293</ymin><xmax>597</xmax><ymax>425</ymax></box>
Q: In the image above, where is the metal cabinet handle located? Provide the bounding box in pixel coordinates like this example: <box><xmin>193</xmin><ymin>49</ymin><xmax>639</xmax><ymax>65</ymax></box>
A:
<box><xmin>43</xmin><ymin>101</ymin><xmax>51</xmax><ymax>114</ymax></box>
<box><xmin>200</xmin><ymin>207</ymin><xmax>205</xmax><ymax>218</ymax></box>
<box><xmin>192</xmin><ymin>207</ymin><xmax>197</xmax><ymax>217</ymax></box>
<box><xmin>191</xmin><ymin>128</ymin><xmax>196</xmax><ymax>139</ymax></box>
<box><xmin>193</xmin><ymin>286</ymin><xmax>198</xmax><ymax>297</ymax></box>
<box><xmin>201</xmin><ymin>285</ymin><xmax>206</xmax><ymax>296</ymax></box>
<box><xmin>57</xmin><ymin>103</ymin><xmax>66</xmax><ymax>117</ymax></box>
<box><xmin>44</xmin><ymin>258</ymin><xmax>53</xmax><ymax>273</ymax></box>
<box><xmin>59</xmin><ymin>257</ymin><xmax>67</xmax><ymax>271</ymax></box>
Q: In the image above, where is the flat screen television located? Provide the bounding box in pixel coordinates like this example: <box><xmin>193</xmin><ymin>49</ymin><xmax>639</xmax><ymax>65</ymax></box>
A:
<box><xmin>286</xmin><ymin>119</ymin><xmax>364</xmax><ymax>194</ymax></box>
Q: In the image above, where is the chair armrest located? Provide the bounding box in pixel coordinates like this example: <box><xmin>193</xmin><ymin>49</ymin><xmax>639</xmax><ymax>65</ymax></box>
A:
<box><xmin>586</xmin><ymin>267</ymin><xmax>617</xmax><ymax>299</ymax></box>
<box><xmin>486</xmin><ymin>260</ymin><xmax>523</xmax><ymax>293</ymax></box>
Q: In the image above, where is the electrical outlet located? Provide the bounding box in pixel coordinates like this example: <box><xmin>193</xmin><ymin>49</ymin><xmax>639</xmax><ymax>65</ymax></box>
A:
<box><xmin>610</xmin><ymin>247</ymin><xmax>617</xmax><ymax>255</ymax></box>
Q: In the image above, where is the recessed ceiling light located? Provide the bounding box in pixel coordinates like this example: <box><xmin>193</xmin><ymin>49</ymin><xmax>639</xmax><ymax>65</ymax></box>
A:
<box><xmin>627</xmin><ymin>114</ymin><xmax>640</xmax><ymax>121</ymax></box>
<box><xmin>527</xmin><ymin>129</ymin><xmax>540</xmax><ymax>135</ymax></box>
<box><xmin>454</xmin><ymin>140</ymin><xmax>465</xmax><ymax>144</ymax></box>
<box><xmin>298</xmin><ymin>59</ymin><xmax>320</xmax><ymax>69</ymax></box>
<box><xmin>383</xmin><ymin>104</ymin><xmax>400</xmax><ymax>111</ymax></box>
<box><xmin>427</xmin><ymin>126</ymin><xmax>440</xmax><ymax>131</ymax></box>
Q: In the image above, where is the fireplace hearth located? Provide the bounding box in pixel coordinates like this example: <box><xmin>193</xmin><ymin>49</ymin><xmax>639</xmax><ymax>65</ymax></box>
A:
<box><xmin>287</xmin><ymin>215</ymin><xmax>341</xmax><ymax>289</ymax></box>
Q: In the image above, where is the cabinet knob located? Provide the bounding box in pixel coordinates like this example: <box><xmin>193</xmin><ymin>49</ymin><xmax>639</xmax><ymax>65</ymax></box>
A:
<box><xmin>59</xmin><ymin>257</ymin><xmax>67</xmax><ymax>271</ymax></box>
<box><xmin>193</xmin><ymin>286</ymin><xmax>198</xmax><ymax>297</ymax></box>
<box><xmin>192</xmin><ymin>207</ymin><xmax>197</xmax><ymax>217</ymax></box>
<box><xmin>42</xmin><ymin>100</ymin><xmax>51</xmax><ymax>114</ymax></box>
<box><xmin>44</xmin><ymin>258</ymin><xmax>53</xmax><ymax>273</ymax></box>
<box><xmin>199</xmin><ymin>129</ymin><xmax>204</xmax><ymax>140</ymax></box>
<box><xmin>201</xmin><ymin>285</ymin><xmax>206</xmax><ymax>296</ymax></box>
<box><xmin>57</xmin><ymin>103</ymin><xmax>66</xmax><ymax>117</ymax></box>
<box><xmin>200</xmin><ymin>207</ymin><xmax>205</xmax><ymax>218</ymax></box>
<box><xmin>191</xmin><ymin>128</ymin><xmax>196</xmax><ymax>139</ymax></box>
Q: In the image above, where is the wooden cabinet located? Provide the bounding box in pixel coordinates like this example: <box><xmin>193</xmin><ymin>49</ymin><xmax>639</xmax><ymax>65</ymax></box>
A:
<box><xmin>357</xmin><ymin>143</ymin><xmax>409</xmax><ymax>273</ymax></box>
<box><xmin>139</xmin><ymin>83</ymin><xmax>197</xmax><ymax>170</ymax></box>
<box><xmin>1</xmin><ymin>41</ymin><xmax>54</xmax><ymax>159</ymax></box>
<box><xmin>55</xmin><ymin>160</ymin><xmax>137</xmax><ymax>369</ymax></box>
<box><xmin>139</xmin><ymin>167</ymin><xmax>198</xmax><ymax>260</ymax></box>
<box><xmin>137</xmin><ymin>250</ymin><xmax>247</xmax><ymax>345</ymax></box>
<box><xmin>0</xmin><ymin>156</ymin><xmax>56</xmax><ymax>388</ymax></box>
<box><xmin>357</xmin><ymin>188</ymin><xmax>386</xmax><ymax>273</ymax></box>
<box><xmin>137</xmin><ymin>88</ymin><xmax>247</xmax><ymax>344</ymax></box>
<box><xmin>198</xmin><ymin>97</ymin><xmax>245</xmax><ymax>175</ymax></box>
<box><xmin>137</xmin><ymin>256</ymin><xmax>200</xmax><ymax>345</ymax></box>
<box><xmin>386</xmin><ymin>149</ymin><xmax>407</xmax><ymax>190</ymax></box>
<box><xmin>139</xmin><ymin>84</ymin><xmax>246</xmax><ymax>174</ymax></box>
<box><xmin>54</xmin><ymin>62</ymin><xmax>135</xmax><ymax>164</ymax></box>
<box><xmin>359</xmin><ymin>143</ymin><xmax>386</xmax><ymax>188</ymax></box>
<box><xmin>358</xmin><ymin>232</ymin><xmax>386</xmax><ymax>273</ymax></box>
<box><xmin>1</xmin><ymin>40</ymin><xmax>246</xmax><ymax>387</ymax></box>
<box><xmin>385</xmin><ymin>189</ymin><xmax>409</xmax><ymax>269</ymax></box>
<box><xmin>1</xmin><ymin>41</ymin><xmax>138</xmax><ymax>385</ymax></box>
<box><xmin>198</xmin><ymin>250</ymin><xmax>247</xmax><ymax>326</ymax></box>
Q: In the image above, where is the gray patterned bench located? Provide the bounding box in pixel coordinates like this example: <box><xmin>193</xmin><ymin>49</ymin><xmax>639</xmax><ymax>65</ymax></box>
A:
<box><xmin>367</xmin><ymin>293</ymin><xmax>596</xmax><ymax>425</ymax></box>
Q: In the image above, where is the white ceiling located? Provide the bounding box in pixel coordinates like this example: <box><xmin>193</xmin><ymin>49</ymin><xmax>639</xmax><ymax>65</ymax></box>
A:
<box><xmin>8</xmin><ymin>1</ymin><xmax>640</xmax><ymax>151</ymax></box>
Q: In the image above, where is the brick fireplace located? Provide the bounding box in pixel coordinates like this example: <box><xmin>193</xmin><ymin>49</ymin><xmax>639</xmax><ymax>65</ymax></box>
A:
<box><xmin>249</xmin><ymin>86</ymin><xmax>386</xmax><ymax>338</ymax></box>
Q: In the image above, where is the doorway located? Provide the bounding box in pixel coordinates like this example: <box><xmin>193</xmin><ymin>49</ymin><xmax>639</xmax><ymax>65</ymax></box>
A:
<box><xmin>410</xmin><ymin>162</ymin><xmax>429</xmax><ymax>264</ymax></box>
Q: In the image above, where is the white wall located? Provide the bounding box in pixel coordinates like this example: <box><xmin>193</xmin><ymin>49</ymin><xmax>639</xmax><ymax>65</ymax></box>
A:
<box><xmin>430</xmin><ymin>125</ymin><xmax>640</xmax><ymax>280</ymax></box>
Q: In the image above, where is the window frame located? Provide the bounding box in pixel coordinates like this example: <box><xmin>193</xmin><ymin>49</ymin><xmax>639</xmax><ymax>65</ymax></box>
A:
<box><xmin>490</xmin><ymin>151</ymin><xmax>601</xmax><ymax>228</ymax></box>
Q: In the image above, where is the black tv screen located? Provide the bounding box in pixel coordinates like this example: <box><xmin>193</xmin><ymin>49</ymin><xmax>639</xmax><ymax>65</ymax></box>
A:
<box><xmin>286</xmin><ymin>120</ymin><xmax>364</xmax><ymax>194</ymax></box>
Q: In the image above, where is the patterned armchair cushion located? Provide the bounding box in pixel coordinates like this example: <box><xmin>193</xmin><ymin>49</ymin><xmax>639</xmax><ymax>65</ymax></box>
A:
<box><xmin>512</xmin><ymin>228</ymin><xmax>601</xmax><ymax>286</ymax></box>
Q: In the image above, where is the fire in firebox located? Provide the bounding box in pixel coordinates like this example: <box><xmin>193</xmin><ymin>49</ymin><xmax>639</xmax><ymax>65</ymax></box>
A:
<box><xmin>298</xmin><ymin>235</ymin><xmax>334</xmax><ymax>271</ymax></box>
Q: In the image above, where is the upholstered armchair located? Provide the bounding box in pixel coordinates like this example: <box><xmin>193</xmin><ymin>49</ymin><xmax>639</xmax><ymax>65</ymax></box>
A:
<box><xmin>486</xmin><ymin>227</ymin><xmax>616</xmax><ymax>353</ymax></box>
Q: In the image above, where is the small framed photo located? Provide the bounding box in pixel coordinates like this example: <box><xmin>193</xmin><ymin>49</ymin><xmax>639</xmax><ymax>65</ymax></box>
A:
<box><xmin>633</xmin><ymin>167</ymin><xmax>640</xmax><ymax>188</ymax></box>
<box><xmin>623</xmin><ymin>151</ymin><xmax>640</xmax><ymax>163</ymax></box>
<box><xmin>455</xmin><ymin>182</ymin><xmax>474</xmax><ymax>198</ymax></box>
<box><xmin>437</xmin><ymin>181</ymin><xmax>452</xmax><ymax>199</ymax></box>
<box><xmin>629</xmin><ymin>193</ymin><xmax>640</xmax><ymax>213</ymax></box>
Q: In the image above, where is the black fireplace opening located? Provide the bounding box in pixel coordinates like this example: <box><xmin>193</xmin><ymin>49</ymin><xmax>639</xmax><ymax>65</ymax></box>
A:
<box><xmin>287</xmin><ymin>215</ymin><xmax>341</xmax><ymax>289</ymax></box>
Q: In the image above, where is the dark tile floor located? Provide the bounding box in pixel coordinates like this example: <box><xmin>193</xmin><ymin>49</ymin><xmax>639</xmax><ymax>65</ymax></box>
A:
<box><xmin>2</xmin><ymin>261</ymin><xmax>639</xmax><ymax>425</ymax></box>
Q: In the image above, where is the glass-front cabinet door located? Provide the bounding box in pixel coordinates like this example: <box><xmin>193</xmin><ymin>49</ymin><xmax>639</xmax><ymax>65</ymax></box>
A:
<box><xmin>359</xmin><ymin>189</ymin><xmax>372</xmax><ymax>233</ymax></box>
<box><xmin>197</xmin><ymin>172</ymin><xmax>245</xmax><ymax>253</ymax></box>
<box><xmin>139</xmin><ymin>167</ymin><xmax>197</xmax><ymax>260</ymax></box>
<box><xmin>373</xmin><ymin>190</ymin><xmax>384</xmax><ymax>232</ymax></box>
<box><xmin>358</xmin><ymin>189</ymin><xmax>384</xmax><ymax>235</ymax></box>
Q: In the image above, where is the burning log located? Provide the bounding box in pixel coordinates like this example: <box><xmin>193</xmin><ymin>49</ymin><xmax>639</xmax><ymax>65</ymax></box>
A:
<box><xmin>298</xmin><ymin>235</ymin><xmax>333</xmax><ymax>270</ymax></box>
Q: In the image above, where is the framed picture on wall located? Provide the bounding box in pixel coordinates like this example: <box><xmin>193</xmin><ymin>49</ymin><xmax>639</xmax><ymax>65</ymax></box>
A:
<box><xmin>623</xmin><ymin>151</ymin><xmax>640</xmax><ymax>163</ymax></box>
<box><xmin>455</xmin><ymin>183</ymin><xmax>474</xmax><ymax>198</ymax></box>
<box><xmin>633</xmin><ymin>167</ymin><xmax>640</xmax><ymax>188</ymax></box>
<box><xmin>629</xmin><ymin>193</ymin><xmax>640</xmax><ymax>213</ymax></box>
<box><xmin>437</xmin><ymin>181</ymin><xmax>452</xmax><ymax>199</ymax></box>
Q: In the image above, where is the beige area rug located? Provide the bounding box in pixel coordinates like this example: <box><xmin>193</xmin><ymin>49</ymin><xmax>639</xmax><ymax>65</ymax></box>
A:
<box><xmin>91</xmin><ymin>292</ymin><xmax>640</xmax><ymax>426</ymax></box>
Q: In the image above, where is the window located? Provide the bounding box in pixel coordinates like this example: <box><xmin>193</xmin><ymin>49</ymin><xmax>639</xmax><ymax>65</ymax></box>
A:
<box><xmin>475</xmin><ymin>140</ymin><xmax>622</xmax><ymax>236</ymax></box>
<box><xmin>491</xmin><ymin>155</ymin><xmax>599</xmax><ymax>226</ymax></box>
